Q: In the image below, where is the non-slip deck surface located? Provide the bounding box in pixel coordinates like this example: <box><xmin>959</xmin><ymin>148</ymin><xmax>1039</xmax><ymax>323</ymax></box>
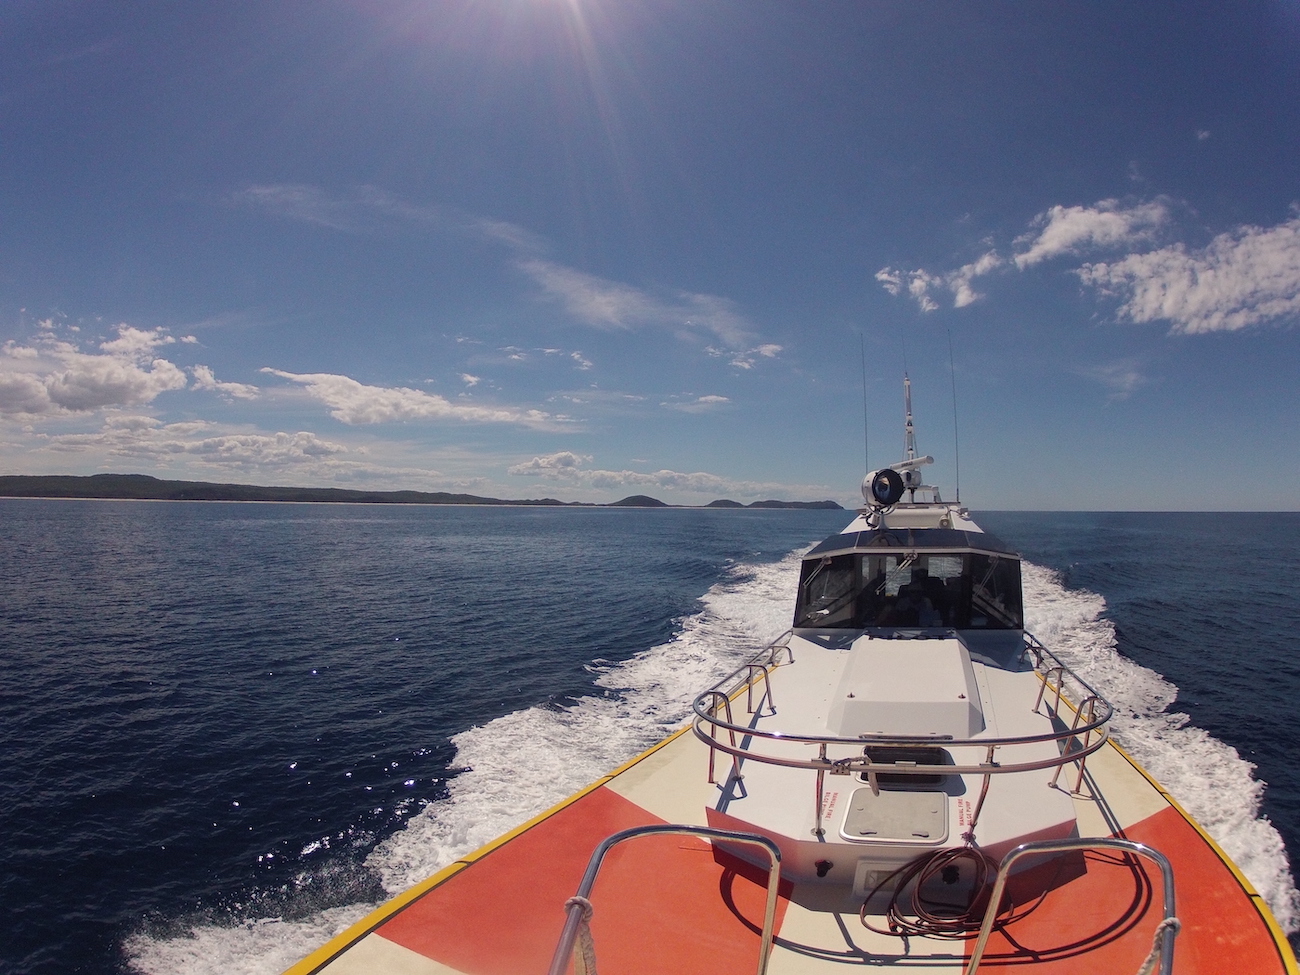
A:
<box><xmin>294</xmin><ymin>724</ymin><xmax>1295</xmax><ymax>975</ymax></box>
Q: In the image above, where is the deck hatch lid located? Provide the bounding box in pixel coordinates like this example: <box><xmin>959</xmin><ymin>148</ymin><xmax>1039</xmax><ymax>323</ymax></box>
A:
<box><xmin>840</xmin><ymin>788</ymin><xmax>948</xmax><ymax>844</ymax></box>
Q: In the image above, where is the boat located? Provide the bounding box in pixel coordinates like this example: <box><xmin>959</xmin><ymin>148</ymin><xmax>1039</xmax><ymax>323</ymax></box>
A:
<box><xmin>284</xmin><ymin>378</ymin><xmax>1298</xmax><ymax>975</ymax></box>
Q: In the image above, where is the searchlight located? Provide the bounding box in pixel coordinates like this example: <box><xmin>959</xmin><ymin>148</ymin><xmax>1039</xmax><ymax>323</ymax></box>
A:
<box><xmin>862</xmin><ymin>456</ymin><xmax>935</xmax><ymax>507</ymax></box>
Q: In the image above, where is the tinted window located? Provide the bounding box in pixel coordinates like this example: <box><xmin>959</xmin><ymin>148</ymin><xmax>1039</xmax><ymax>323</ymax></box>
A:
<box><xmin>792</xmin><ymin>552</ymin><xmax>1022</xmax><ymax>630</ymax></box>
<box><xmin>793</xmin><ymin>554</ymin><xmax>858</xmax><ymax>627</ymax></box>
<box><xmin>968</xmin><ymin>555</ymin><xmax>1023</xmax><ymax>629</ymax></box>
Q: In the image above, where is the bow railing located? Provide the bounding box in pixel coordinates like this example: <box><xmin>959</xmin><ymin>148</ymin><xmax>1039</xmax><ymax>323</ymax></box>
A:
<box><xmin>691</xmin><ymin>631</ymin><xmax>1112</xmax><ymax>837</ymax></box>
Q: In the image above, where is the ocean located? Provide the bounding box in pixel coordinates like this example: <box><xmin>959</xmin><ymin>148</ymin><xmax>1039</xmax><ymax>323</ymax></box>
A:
<box><xmin>1</xmin><ymin>501</ymin><xmax>1296</xmax><ymax>973</ymax></box>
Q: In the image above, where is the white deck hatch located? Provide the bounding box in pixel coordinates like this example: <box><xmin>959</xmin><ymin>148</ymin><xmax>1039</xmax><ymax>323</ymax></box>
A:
<box><xmin>827</xmin><ymin>637</ymin><xmax>984</xmax><ymax>738</ymax></box>
<box><xmin>839</xmin><ymin>788</ymin><xmax>949</xmax><ymax>843</ymax></box>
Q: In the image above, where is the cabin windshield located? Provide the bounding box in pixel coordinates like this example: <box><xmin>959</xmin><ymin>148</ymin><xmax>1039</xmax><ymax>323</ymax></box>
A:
<box><xmin>792</xmin><ymin>551</ymin><xmax>1023</xmax><ymax>630</ymax></box>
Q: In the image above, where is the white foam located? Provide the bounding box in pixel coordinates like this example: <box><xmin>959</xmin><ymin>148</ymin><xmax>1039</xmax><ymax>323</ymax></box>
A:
<box><xmin>126</xmin><ymin>547</ymin><xmax>1298</xmax><ymax>973</ymax></box>
<box><xmin>123</xmin><ymin>903</ymin><xmax>372</xmax><ymax>975</ymax></box>
<box><xmin>364</xmin><ymin>551</ymin><xmax>801</xmax><ymax>892</ymax></box>
<box><xmin>1022</xmin><ymin>561</ymin><xmax>1300</xmax><ymax>933</ymax></box>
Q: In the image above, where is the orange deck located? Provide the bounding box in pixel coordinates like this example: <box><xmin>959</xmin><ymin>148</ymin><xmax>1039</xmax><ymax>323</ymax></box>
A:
<box><xmin>285</xmin><ymin>726</ymin><xmax>1297</xmax><ymax>975</ymax></box>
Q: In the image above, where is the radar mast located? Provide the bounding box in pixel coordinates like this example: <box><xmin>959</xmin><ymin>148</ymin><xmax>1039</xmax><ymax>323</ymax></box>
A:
<box><xmin>861</xmin><ymin>375</ymin><xmax>939</xmax><ymax>510</ymax></box>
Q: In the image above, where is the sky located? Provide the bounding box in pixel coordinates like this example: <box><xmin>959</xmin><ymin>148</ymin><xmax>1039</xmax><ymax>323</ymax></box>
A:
<box><xmin>2</xmin><ymin>0</ymin><xmax>1299</xmax><ymax>509</ymax></box>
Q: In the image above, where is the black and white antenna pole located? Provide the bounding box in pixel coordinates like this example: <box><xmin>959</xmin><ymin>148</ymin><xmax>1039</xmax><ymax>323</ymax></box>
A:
<box><xmin>903</xmin><ymin>372</ymin><xmax>917</xmax><ymax>461</ymax></box>
<box><xmin>948</xmin><ymin>330</ymin><xmax>961</xmax><ymax>504</ymax></box>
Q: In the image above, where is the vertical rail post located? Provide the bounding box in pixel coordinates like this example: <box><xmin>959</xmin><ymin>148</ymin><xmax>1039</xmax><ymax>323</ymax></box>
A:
<box><xmin>701</xmin><ymin>691</ymin><xmax>742</xmax><ymax>785</ymax></box>
<box><xmin>965</xmin><ymin>744</ymin><xmax>997</xmax><ymax>837</ymax></box>
<box><xmin>813</xmin><ymin>743</ymin><xmax>828</xmax><ymax>837</ymax></box>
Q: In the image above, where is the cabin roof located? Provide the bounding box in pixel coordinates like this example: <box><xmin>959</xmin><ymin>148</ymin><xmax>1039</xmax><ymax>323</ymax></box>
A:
<box><xmin>804</xmin><ymin>527</ymin><xmax>1020</xmax><ymax>560</ymax></box>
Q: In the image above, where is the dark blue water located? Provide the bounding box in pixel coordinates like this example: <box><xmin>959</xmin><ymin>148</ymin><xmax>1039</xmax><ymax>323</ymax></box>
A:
<box><xmin>981</xmin><ymin>512</ymin><xmax>1300</xmax><ymax>879</ymax></box>
<box><xmin>1</xmin><ymin>502</ymin><xmax>1297</xmax><ymax>972</ymax></box>
<box><xmin>0</xmin><ymin>501</ymin><xmax>847</xmax><ymax>974</ymax></box>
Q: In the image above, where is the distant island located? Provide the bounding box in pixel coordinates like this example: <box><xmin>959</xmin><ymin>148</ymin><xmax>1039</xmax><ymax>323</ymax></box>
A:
<box><xmin>0</xmin><ymin>473</ymin><xmax>842</xmax><ymax>510</ymax></box>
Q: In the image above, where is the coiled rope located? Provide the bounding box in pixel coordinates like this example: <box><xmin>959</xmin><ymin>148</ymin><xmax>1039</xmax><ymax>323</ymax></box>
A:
<box><xmin>861</xmin><ymin>848</ymin><xmax>1180</xmax><ymax>975</ymax></box>
<box><xmin>860</xmin><ymin>845</ymin><xmax>1004</xmax><ymax>939</ymax></box>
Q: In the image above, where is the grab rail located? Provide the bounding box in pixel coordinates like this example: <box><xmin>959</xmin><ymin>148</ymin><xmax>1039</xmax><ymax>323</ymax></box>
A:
<box><xmin>692</xmin><ymin>631</ymin><xmax>1113</xmax><ymax>831</ymax></box>
<box><xmin>966</xmin><ymin>837</ymin><xmax>1178</xmax><ymax>975</ymax></box>
<box><xmin>546</xmin><ymin>825</ymin><xmax>783</xmax><ymax>975</ymax></box>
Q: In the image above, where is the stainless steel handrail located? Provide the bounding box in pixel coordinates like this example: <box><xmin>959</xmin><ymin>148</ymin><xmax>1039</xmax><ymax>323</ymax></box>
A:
<box><xmin>691</xmin><ymin>631</ymin><xmax>1113</xmax><ymax>784</ymax></box>
<box><xmin>965</xmin><ymin>837</ymin><xmax>1178</xmax><ymax>975</ymax></box>
<box><xmin>546</xmin><ymin>825</ymin><xmax>783</xmax><ymax>975</ymax></box>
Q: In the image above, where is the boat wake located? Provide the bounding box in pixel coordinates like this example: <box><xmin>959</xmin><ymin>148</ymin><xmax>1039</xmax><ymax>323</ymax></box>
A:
<box><xmin>1021</xmin><ymin>562</ymin><xmax>1299</xmax><ymax>934</ymax></box>
<box><xmin>123</xmin><ymin>550</ymin><xmax>1298</xmax><ymax>973</ymax></box>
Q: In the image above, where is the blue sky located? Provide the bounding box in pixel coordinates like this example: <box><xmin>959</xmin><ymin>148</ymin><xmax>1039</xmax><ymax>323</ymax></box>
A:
<box><xmin>2</xmin><ymin>0</ymin><xmax>1298</xmax><ymax>508</ymax></box>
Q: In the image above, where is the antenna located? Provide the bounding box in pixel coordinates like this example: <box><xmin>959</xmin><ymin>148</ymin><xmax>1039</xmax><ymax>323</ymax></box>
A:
<box><xmin>903</xmin><ymin>372</ymin><xmax>917</xmax><ymax>461</ymax></box>
<box><xmin>948</xmin><ymin>330</ymin><xmax>961</xmax><ymax>503</ymax></box>
<box><xmin>860</xmin><ymin>332</ymin><xmax>869</xmax><ymax>474</ymax></box>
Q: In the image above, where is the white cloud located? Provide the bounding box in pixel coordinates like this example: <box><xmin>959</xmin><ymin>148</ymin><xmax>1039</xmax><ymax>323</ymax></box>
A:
<box><xmin>262</xmin><ymin>369</ymin><xmax>565</xmax><ymax>429</ymax></box>
<box><xmin>518</xmin><ymin>259</ymin><xmax>659</xmax><ymax>329</ymax></box>
<box><xmin>44</xmin><ymin>356</ymin><xmax>187</xmax><ymax>412</ymax></box>
<box><xmin>951</xmin><ymin>251</ymin><xmax>1004</xmax><ymax>307</ymax></box>
<box><xmin>234</xmin><ymin>184</ymin><xmax>441</xmax><ymax>233</ymax></box>
<box><xmin>507</xmin><ymin>451</ymin><xmax>592</xmax><ymax>475</ymax></box>
<box><xmin>1080</xmin><ymin>359</ymin><xmax>1148</xmax><ymax>400</ymax></box>
<box><xmin>470</xmin><ymin>217</ymin><xmax>547</xmax><ymax>252</ymax></box>
<box><xmin>663</xmin><ymin>394</ymin><xmax>730</xmax><ymax>413</ymax></box>
<box><xmin>877</xmin><ymin>199</ymin><xmax>1171</xmax><ymax>312</ymax></box>
<box><xmin>728</xmin><ymin>343</ymin><xmax>783</xmax><ymax>369</ymax></box>
<box><xmin>100</xmin><ymin>325</ymin><xmax>176</xmax><ymax>357</ymax></box>
<box><xmin>874</xmin><ymin>268</ymin><xmax>902</xmax><ymax>296</ymax></box>
<box><xmin>1078</xmin><ymin>215</ymin><xmax>1300</xmax><ymax>334</ymax></box>
<box><xmin>239</xmin><ymin>183</ymin><xmax>771</xmax><ymax>355</ymax></box>
<box><xmin>877</xmin><ymin>198</ymin><xmax>1300</xmax><ymax>338</ymax></box>
<box><xmin>1</xmin><ymin>323</ymin><xmax>188</xmax><ymax>416</ymax></box>
<box><xmin>104</xmin><ymin>414</ymin><xmax>163</xmax><ymax>432</ymax></box>
<box><xmin>0</xmin><ymin>372</ymin><xmax>52</xmax><ymax>415</ymax></box>
<box><xmin>460</xmin><ymin>373</ymin><xmax>480</xmax><ymax>387</ymax></box>
<box><xmin>517</xmin><ymin>257</ymin><xmax>757</xmax><ymax>348</ymax></box>
<box><xmin>30</xmin><ymin>415</ymin><xmax>438</xmax><ymax>484</ymax></box>
<box><xmin>40</xmin><ymin>415</ymin><xmax>345</xmax><ymax>462</ymax></box>
<box><xmin>1014</xmin><ymin>199</ymin><xmax>1170</xmax><ymax>269</ymax></box>
<box><xmin>505</xmin><ymin>450</ymin><xmax>831</xmax><ymax>500</ymax></box>
<box><xmin>907</xmin><ymin>271</ymin><xmax>942</xmax><ymax>312</ymax></box>
<box><xmin>878</xmin><ymin>267</ymin><xmax>940</xmax><ymax>312</ymax></box>
<box><xmin>571</xmin><ymin>351</ymin><xmax>593</xmax><ymax>370</ymax></box>
<box><xmin>707</xmin><ymin>343</ymin><xmax>784</xmax><ymax>369</ymax></box>
<box><xmin>542</xmin><ymin>388</ymin><xmax>649</xmax><ymax>415</ymax></box>
<box><xmin>508</xmin><ymin>453</ymin><xmax>732</xmax><ymax>493</ymax></box>
<box><xmin>191</xmin><ymin>365</ymin><xmax>260</xmax><ymax>401</ymax></box>
<box><xmin>22</xmin><ymin>416</ymin><xmax>531</xmax><ymax>492</ymax></box>
<box><xmin>680</xmin><ymin>293</ymin><xmax>753</xmax><ymax>348</ymax></box>
<box><xmin>16</xmin><ymin>413</ymin><xmax>549</xmax><ymax>489</ymax></box>
<box><xmin>876</xmin><ymin>255</ymin><xmax>1002</xmax><ymax>313</ymax></box>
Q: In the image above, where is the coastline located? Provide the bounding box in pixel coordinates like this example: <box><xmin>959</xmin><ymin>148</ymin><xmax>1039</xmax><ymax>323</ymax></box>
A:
<box><xmin>0</xmin><ymin>474</ymin><xmax>842</xmax><ymax>509</ymax></box>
